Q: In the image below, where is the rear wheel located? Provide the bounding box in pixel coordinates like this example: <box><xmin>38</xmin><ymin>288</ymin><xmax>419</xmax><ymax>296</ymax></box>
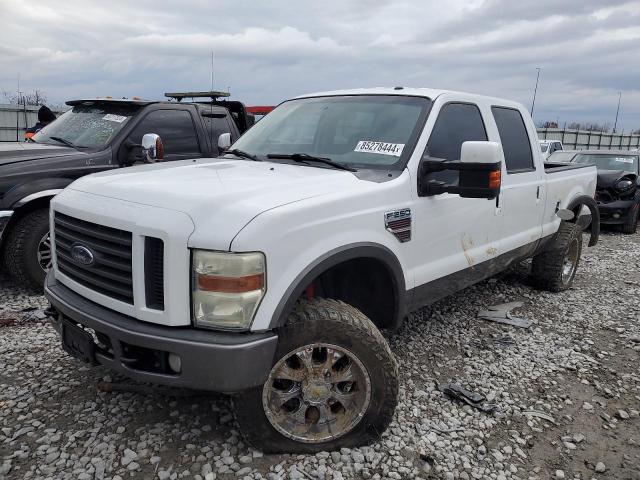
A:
<box><xmin>3</xmin><ymin>208</ymin><xmax>51</xmax><ymax>290</ymax></box>
<box><xmin>234</xmin><ymin>298</ymin><xmax>398</xmax><ymax>453</ymax></box>
<box><xmin>530</xmin><ymin>221</ymin><xmax>582</xmax><ymax>292</ymax></box>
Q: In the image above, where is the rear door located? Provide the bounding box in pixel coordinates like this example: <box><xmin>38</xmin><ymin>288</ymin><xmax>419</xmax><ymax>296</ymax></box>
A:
<box><xmin>199</xmin><ymin>108</ymin><xmax>237</xmax><ymax>156</ymax></box>
<box><xmin>491</xmin><ymin>106</ymin><xmax>545</xmax><ymax>251</ymax></box>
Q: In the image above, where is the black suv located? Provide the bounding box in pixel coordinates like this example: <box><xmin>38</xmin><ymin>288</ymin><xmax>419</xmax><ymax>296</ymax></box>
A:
<box><xmin>0</xmin><ymin>94</ymin><xmax>253</xmax><ymax>289</ymax></box>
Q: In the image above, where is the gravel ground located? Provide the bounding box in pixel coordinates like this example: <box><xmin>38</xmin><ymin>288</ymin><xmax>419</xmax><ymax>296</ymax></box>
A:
<box><xmin>1</xmin><ymin>231</ymin><xmax>639</xmax><ymax>480</ymax></box>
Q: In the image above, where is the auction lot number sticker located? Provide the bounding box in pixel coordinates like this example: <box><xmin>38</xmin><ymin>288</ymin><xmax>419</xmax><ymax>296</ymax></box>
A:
<box><xmin>354</xmin><ymin>140</ymin><xmax>405</xmax><ymax>157</ymax></box>
<box><xmin>103</xmin><ymin>114</ymin><xmax>128</xmax><ymax>123</ymax></box>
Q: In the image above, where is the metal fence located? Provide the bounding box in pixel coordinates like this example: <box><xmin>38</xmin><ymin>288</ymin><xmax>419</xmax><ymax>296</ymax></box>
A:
<box><xmin>0</xmin><ymin>103</ymin><xmax>66</xmax><ymax>142</ymax></box>
<box><xmin>537</xmin><ymin>128</ymin><xmax>640</xmax><ymax>151</ymax></box>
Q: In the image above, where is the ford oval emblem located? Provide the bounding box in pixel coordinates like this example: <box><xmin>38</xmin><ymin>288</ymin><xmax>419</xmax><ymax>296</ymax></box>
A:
<box><xmin>70</xmin><ymin>244</ymin><xmax>95</xmax><ymax>266</ymax></box>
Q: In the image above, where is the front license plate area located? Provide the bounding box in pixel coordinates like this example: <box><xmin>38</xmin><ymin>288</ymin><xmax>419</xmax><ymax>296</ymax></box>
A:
<box><xmin>61</xmin><ymin>318</ymin><xmax>96</xmax><ymax>364</ymax></box>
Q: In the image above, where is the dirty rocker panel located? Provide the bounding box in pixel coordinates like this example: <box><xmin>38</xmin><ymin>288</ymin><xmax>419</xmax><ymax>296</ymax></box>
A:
<box><xmin>408</xmin><ymin>236</ymin><xmax>553</xmax><ymax>311</ymax></box>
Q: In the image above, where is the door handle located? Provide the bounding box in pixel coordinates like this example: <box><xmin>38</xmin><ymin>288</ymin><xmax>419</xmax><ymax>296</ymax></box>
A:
<box><xmin>536</xmin><ymin>186</ymin><xmax>541</xmax><ymax>199</ymax></box>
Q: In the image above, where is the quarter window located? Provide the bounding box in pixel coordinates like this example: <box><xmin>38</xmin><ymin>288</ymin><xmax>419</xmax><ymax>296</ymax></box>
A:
<box><xmin>491</xmin><ymin>107</ymin><xmax>535</xmax><ymax>173</ymax></box>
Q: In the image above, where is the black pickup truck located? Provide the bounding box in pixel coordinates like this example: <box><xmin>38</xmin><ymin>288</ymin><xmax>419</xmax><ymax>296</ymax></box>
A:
<box><xmin>0</xmin><ymin>93</ymin><xmax>252</xmax><ymax>289</ymax></box>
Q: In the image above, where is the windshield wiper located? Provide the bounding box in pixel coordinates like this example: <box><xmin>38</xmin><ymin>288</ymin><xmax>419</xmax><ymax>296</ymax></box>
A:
<box><xmin>49</xmin><ymin>136</ymin><xmax>80</xmax><ymax>149</ymax></box>
<box><xmin>224</xmin><ymin>149</ymin><xmax>262</xmax><ymax>161</ymax></box>
<box><xmin>266</xmin><ymin>153</ymin><xmax>356</xmax><ymax>172</ymax></box>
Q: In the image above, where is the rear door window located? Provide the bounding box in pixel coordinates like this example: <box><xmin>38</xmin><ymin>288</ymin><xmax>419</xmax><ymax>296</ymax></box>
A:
<box><xmin>201</xmin><ymin>112</ymin><xmax>233</xmax><ymax>155</ymax></box>
<box><xmin>491</xmin><ymin>107</ymin><xmax>535</xmax><ymax>173</ymax></box>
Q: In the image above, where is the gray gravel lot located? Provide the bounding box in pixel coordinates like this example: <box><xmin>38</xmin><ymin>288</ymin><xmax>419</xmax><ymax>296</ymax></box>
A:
<box><xmin>1</xmin><ymin>231</ymin><xmax>639</xmax><ymax>480</ymax></box>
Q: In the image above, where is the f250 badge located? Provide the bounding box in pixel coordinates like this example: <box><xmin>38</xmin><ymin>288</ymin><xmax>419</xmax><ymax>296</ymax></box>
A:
<box><xmin>384</xmin><ymin>208</ymin><xmax>412</xmax><ymax>243</ymax></box>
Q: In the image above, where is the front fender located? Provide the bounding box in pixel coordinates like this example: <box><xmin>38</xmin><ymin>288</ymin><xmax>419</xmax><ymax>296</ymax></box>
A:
<box><xmin>266</xmin><ymin>242</ymin><xmax>407</xmax><ymax>330</ymax></box>
<box><xmin>5</xmin><ymin>178</ymin><xmax>72</xmax><ymax>209</ymax></box>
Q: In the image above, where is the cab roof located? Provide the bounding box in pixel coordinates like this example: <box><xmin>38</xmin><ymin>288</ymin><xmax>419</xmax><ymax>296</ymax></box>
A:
<box><xmin>294</xmin><ymin>87</ymin><xmax>522</xmax><ymax>107</ymax></box>
<box><xmin>66</xmin><ymin>98</ymin><xmax>156</xmax><ymax>106</ymax></box>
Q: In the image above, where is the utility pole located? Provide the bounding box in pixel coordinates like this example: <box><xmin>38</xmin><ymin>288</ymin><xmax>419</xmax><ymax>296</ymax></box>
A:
<box><xmin>613</xmin><ymin>91</ymin><xmax>621</xmax><ymax>133</ymax></box>
<box><xmin>530</xmin><ymin>67</ymin><xmax>541</xmax><ymax>118</ymax></box>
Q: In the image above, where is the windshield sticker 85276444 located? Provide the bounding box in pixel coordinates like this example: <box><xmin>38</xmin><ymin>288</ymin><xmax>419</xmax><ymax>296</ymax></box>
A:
<box><xmin>354</xmin><ymin>141</ymin><xmax>405</xmax><ymax>157</ymax></box>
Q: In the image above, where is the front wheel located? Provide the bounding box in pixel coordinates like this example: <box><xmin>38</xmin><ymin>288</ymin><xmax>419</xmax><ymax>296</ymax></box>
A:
<box><xmin>3</xmin><ymin>208</ymin><xmax>51</xmax><ymax>290</ymax></box>
<box><xmin>234</xmin><ymin>298</ymin><xmax>399</xmax><ymax>453</ymax></box>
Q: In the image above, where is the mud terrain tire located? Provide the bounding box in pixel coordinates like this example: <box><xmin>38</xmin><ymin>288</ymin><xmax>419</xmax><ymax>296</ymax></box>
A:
<box><xmin>234</xmin><ymin>298</ymin><xmax>399</xmax><ymax>453</ymax></box>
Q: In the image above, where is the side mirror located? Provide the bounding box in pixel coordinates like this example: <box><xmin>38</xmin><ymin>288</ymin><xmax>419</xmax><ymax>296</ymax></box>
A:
<box><xmin>141</xmin><ymin>133</ymin><xmax>164</xmax><ymax>163</ymax></box>
<box><xmin>218</xmin><ymin>132</ymin><xmax>231</xmax><ymax>152</ymax></box>
<box><xmin>418</xmin><ymin>141</ymin><xmax>503</xmax><ymax>199</ymax></box>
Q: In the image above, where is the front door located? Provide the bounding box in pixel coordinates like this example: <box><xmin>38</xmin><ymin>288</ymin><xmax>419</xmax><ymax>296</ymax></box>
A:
<box><xmin>408</xmin><ymin>101</ymin><xmax>503</xmax><ymax>303</ymax></box>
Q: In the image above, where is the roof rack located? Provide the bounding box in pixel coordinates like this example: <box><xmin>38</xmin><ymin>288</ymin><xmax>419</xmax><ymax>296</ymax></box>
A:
<box><xmin>164</xmin><ymin>91</ymin><xmax>231</xmax><ymax>102</ymax></box>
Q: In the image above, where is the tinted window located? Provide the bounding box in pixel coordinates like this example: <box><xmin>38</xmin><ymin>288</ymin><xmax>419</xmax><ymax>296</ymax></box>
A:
<box><xmin>425</xmin><ymin>103</ymin><xmax>487</xmax><ymax>183</ymax></box>
<box><xmin>128</xmin><ymin>110</ymin><xmax>200</xmax><ymax>157</ymax></box>
<box><xmin>492</xmin><ymin>107</ymin><xmax>534</xmax><ymax>173</ymax></box>
<box><xmin>201</xmin><ymin>114</ymin><xmax>232</xmax><ymax>155</ymax></box>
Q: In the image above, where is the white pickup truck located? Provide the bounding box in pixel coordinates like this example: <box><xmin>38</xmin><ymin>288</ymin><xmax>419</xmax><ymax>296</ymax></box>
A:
<box><xmin>45</xmin><ymin>87</ymin><xmax>599</xmax><ymax>453</ymax></box>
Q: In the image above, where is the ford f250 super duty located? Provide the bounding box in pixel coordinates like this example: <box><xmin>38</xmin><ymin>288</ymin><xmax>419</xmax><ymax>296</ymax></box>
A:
<box><xmin>44</xmin><ymin>87</ymin><xmax>600</xmax><ymax>453</ymax></box>
<box><xmin>0</xmin><ymin>92</ymin><xmax>253</xmax><ymax>289</ymax></box>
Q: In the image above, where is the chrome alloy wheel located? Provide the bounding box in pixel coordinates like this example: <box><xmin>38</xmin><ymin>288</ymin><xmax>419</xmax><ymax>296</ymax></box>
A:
<box><xmin>262</xmin><ymin>343</ymin><xmax>371</xmax><ymax>443</ymax></box>
<box><xmin>37</xmin><ymin>232</ymin><xmax>52</xmax><ymax>271</ymax></box>
<box><xmin>561</xmin><ymin>237</ymin><xmax>579</xmax><ymax>285</ymax></box>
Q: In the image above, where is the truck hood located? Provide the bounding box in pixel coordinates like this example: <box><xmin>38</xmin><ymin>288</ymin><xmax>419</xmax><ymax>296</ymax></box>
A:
<box><xmin>596</xmin><ymin>169</ymin><xmax>636</xmax><ymax>190</ymax></box>
<box><xmin>67</xmin><ymin>158</ymin><xmax>367</xmax><ymax>248</ymax></box>
<box><xmin>0</xmin><ymin>141</ymin><xmax>85</xmax><ymax>166</ymax></box>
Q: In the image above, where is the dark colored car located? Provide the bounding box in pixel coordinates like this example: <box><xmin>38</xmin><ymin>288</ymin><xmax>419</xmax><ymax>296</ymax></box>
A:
<box><xmin>0</xmin><ymin>95</ymin><xmax>253</xmax><ymax>289</ymax></box>
<box><xmin>567</xmin><ymin>150</ymin><xmax>640</xmax><ymax>234</ymax></box>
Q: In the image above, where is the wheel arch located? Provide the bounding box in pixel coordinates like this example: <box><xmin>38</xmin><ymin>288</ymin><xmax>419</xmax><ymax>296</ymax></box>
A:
<box><xmin>566</xmin><ymin>194</ymin><xmax>600</xmax><ymax>247</ymax></box>
<box><xmin>1</xmin><ymin>188</ymin><xmax>63</xmax><ymax>250</ymax></box>
<box><xmin>268</xmin><ymin>242</ymin><xmax>407</xmax><ymax>331</ymax></box>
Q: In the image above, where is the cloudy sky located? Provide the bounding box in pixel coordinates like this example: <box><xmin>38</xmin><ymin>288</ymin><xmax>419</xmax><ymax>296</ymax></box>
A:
<box><xmin>1</xmin><ymin>0</ymin><xmax>638</xmax><ymax>130</ymax></box>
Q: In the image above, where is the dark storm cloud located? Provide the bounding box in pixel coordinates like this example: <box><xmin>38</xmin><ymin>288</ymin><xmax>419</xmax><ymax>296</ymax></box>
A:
<box><xmin>0</xmin><ymin>0</ymin><xmax>638</xmax><ymax>129</ymax></box>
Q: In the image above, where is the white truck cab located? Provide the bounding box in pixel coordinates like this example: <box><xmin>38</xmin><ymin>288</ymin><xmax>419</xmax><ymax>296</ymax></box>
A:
<box><xmin>46</xmin><ymin>87</ymin><xmax>599</xmax><ymax>452</ymax></box>
<box><xmin>540</xmin><ymin>139</ymin><xmax>564</xmax><ymax>161</ymax></box>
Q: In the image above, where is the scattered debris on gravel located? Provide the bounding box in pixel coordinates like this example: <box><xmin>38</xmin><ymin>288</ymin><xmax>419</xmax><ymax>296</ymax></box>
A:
<box><xmin>1</xmin><ymin>231</ymin><xmax>639</xmax><ymax>479</ymax></box>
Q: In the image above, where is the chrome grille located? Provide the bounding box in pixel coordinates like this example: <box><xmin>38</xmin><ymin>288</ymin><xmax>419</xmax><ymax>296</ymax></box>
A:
<box><xmin>54</xmin><ymin>212</ymin><xmax>133</xmax><ymax>304</ymax></box>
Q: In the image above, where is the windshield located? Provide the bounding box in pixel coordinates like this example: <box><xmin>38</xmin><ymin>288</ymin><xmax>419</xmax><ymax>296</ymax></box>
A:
<box><xmin>229</xmin><ymin>95</ymin><xmax>431</xmax><ymax>170</ymax></box>
<box><xmin>33</xmin><ymin>103</ymin><xmax>140</xmax><ymax>148</ymax></box>
<box><xmin>572</xmin><ymin>153</ymin><xmax>639</xmax><ymax>172</ymax></box>
<box><xmin>548</xmin><ymin>151</ymin><xmax>576</xmax><ymax>163</ymax></box>
<box><xmin>540</xmin><ymin>144</ymin><xmax>548</xmax><ymax>152</ymax></box>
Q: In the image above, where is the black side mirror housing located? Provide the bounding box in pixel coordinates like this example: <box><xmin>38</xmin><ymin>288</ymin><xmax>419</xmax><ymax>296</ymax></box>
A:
<box><xmin>418</xmin><ymin>141</ymin><xmax>503</xmax><ymax>200</ymax></box>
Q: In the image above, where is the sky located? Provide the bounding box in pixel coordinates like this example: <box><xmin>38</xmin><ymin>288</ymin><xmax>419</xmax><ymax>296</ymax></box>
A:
<box><xmin>0</xmin><ymin>0</ymin><xmax>639</xmax><ymax>131</ymax></box>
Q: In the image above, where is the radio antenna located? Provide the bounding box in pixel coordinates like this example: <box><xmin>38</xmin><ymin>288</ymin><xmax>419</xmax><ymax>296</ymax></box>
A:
<box><xmin>210</xmin><ymin>51</ymin><xmax>214</xmax><ymax>91</ymax></box>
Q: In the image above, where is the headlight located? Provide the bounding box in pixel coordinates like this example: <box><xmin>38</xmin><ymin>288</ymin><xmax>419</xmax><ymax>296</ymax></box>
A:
<box><xmin>614</xmin><ymin>179</ymin><xmax>634</xmax><ymax>193</ymax></box>
<box><xmin>192</xmin><ymin>250</ymin><xmax>266</xmax><ymax>330</ymax></box>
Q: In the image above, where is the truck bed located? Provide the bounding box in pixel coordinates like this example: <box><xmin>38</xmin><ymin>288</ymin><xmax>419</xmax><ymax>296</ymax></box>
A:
<box><xmin>544</xmin><ymin>161</ymin><xmax>592</xmax><ymax>173</ymax></box>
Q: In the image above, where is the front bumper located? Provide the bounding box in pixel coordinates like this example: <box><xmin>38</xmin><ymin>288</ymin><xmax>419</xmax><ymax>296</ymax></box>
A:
<box><xmin>0</xmin><ymin>210</ymin><xmax>13</xmax><ymax>241</ymax></box>
<box><xmin>597</xmin><ymin>199</ymin><xmax>636</xmax><ymax>225</ymax></box>
<box><xmin>45</xmin><ymin>272</ymin><xmax>278</xmax><ymax>393</ymax></box>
